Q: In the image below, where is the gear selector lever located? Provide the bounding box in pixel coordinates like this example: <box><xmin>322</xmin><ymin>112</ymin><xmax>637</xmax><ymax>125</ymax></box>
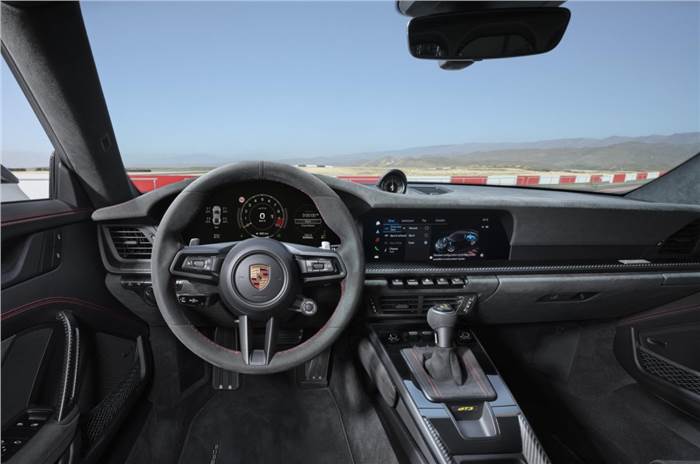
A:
<box><xmin>427</xmin><ymin>303</ymin><xmax>458</xmax><ymax>348</ymax></box>
<box><xmin>401</xmin><ymin>303</ymin><xmax>497</xmax><ymax>402</ymax></box>
<box><xmin>425</xmin><ymin>304</ymin><xmax>463</xmax><ymax>384</ymax></box>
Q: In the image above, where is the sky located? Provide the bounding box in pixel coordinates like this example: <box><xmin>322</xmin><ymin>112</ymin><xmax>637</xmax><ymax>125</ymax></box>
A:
<box><xmin>2</xmin><ymin>1</ymin><xmax>699</xmax><ymax>167</ymax></box>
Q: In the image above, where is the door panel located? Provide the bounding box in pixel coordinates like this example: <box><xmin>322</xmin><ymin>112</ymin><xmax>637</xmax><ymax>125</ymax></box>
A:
<box><xmin>1</xmin><ymin>229</ymin><xmax>62</xmax><ymax>289</ymax></box>
<box><xmin>2</xmin><ymin>197</ymin><xmax>150</xmax><ymax>464</ymax></box>
<box><xmin>1</xmin><ymin>328</ymin><xmax>52</xmax><ymax>425</ymax></box>
<box><xmin>614</xmin><ymin>292</ymin><xmax>700</xmax><ymax>419</ymax></box>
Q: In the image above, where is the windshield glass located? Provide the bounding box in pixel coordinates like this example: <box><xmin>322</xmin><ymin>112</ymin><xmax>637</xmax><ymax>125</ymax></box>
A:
<box><xmin>81</xmin><ymin>1</ymin><xmax>699</xmax><ymax>193</ymax></box>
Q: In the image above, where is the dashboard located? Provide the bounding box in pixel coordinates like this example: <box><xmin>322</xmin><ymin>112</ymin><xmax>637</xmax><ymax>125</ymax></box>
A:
<box><xmin>93</xmin><ymin>169</ymin><xmax>700</xmax><ymax>325</ymax></box>
<box><xmin>93</xmin><ymin>171</ymin><xmax>700</xmax><ymax>270</ymax></box>
<box><xmin>182</xmin><ymin>181</ymin><xmax>339</xmax><ymax>246</ymax></box>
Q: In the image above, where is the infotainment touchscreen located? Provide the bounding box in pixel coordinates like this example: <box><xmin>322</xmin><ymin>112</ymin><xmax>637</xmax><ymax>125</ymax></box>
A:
<box><xmin>363</xmin><ymin>210</ymin><xmax>509</xmax><ymax>263</ymax></box>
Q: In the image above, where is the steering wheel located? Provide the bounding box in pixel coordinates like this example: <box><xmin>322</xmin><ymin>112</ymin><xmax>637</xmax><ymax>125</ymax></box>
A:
<box><xmin>151</xmin><ymin>162</ymin><xmax>364</xmax><ymax>374</ymax></box>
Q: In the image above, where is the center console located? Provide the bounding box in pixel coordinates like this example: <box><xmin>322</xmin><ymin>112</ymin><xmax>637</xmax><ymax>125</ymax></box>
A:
<box><xmin>364</xmin><ymin>317</ymin><xmax>548</xmax><ymax>464</ymax></box>
<box><xmin>359</xmin><ymin>210</ymin><xmax>547</xmax><ymax>463</ymax></box>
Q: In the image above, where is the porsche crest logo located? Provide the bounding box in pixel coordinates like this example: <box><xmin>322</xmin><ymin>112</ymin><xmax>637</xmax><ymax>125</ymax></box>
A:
<box><xmin>249</xmin><ymin>264</ymin><xmax>271</xmax><ymax>290</ymax></box>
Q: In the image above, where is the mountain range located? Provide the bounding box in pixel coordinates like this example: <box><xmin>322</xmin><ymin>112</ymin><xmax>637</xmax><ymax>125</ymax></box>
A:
<box><xmin>296</xmin><ymin>132</ymin><xmax>700</xmax><ymax>171</ymax></box>
<box><xmin>2</xmin><ymin>132</ymin><xmax>698</xmax><ymax>171</ymax></box>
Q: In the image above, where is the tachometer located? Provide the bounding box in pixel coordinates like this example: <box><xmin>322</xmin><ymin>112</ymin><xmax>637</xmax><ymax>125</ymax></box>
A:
<box><xmin>237</xmin><ymin>194</ymin><xmax>286</xmax><ymax>238</ymax></box>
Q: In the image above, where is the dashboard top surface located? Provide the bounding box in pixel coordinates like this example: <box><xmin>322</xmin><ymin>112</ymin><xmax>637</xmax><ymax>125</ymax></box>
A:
<box><xmin>92</xmin><ymin>172</ymin><xmax>700</xmax><ymax>267</ymax></box>
<box><xmin>93</xmin><ymin>173</ymin><xmax>700</xmax><ymax>225</ymax></box>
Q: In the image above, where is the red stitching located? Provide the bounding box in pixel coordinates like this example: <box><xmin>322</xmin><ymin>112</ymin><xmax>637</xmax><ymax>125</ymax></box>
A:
<box><xmin>620</xmin><ymin>303</ymin><xmax>700</xmax><ymax>325</ymax></box>
<box><xmin>1</xmin><ymin>208</ymin><xmax>91</xmax><ymax>227</ymax></box>
<box><xmin>2</xmin><ymin>297</ymin><xmax>127</xmax><ymax>321</ymax></box>
<box><xmin>411</xmin><ymin>348</ymin><xmax>440</xmax><ymax>398</ymax></box>
<box><xmin>191</xmin><ymin>325</ymin><xmax>240</xmax><ymax>355</ymax></box>
<box><xmin>464</xmin><ymin>350</ymin><xmax>489</xmax><ymax>395</ymax></box>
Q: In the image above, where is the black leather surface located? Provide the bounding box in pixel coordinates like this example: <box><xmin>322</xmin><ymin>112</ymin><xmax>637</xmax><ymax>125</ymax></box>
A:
<box><xmin>424</xmin><ymin>348</ymin><xmax>464</xmax><ymax>384</ymax></box>
<box><xmin>402</xmin><ymin>346</ymin><xmax>496</xmax><ymax>403</ymax></box>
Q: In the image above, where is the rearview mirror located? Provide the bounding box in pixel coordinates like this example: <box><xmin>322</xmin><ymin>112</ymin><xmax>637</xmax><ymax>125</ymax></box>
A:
<box><xmin>408</xmin><ymin>7</ymin><xmax>571</xmax><ymax>61</ymax></box>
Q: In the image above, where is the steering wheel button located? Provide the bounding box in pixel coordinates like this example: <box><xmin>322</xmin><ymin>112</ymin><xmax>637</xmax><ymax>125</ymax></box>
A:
<box><xmin>183</xmin><ymin>256</ymin><xmax>216</xmax><ymax>273</ymax></box>
<box><xmin>303</xmin><ymin>260</ymin><xmax>318</xmax><ymax>273</ymax></box>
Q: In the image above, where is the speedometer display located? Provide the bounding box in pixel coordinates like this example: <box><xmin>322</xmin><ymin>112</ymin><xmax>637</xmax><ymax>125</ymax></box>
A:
<box><xmin>238</xmin><ymin>193</ymin><xmax>286</xmax><ymax>238</ymax></box>
<box><xmin>183</xmin><ymin>181</ymin><xmax>339</xmax><ymax>245</ymax></box>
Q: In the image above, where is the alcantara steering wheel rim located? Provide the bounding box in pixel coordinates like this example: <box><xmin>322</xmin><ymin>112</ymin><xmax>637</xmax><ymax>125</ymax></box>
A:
<box><xmin>150</xmin><ymin>161</ymin><xmax>364</xmax><ymax>374</ymax></box>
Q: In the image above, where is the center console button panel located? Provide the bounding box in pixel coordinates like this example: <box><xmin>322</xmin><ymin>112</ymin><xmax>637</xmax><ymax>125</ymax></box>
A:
<box><xmin>389</xmin><ymin>275</ymin><xmax>466</xmax><ymax>289</ymax></box>
<box><xmin>365</xmin><ymin>274</ymin><xmax>497</xmax><ymax>318</ymax></box>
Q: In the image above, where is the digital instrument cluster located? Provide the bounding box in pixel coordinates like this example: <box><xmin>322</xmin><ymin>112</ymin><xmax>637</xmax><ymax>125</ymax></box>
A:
<box><xmin>184</xmin><ymin>181</ymin><xmax>339</xmax><ymax>245</ymax></box>
<box><xmin>363</xmin><ymin>210</ymin><xmax>510</xmax><ymax>263</ymax></box>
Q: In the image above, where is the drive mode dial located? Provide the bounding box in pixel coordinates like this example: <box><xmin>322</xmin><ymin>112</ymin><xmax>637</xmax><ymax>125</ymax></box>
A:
<box><xmin>238</xmin><ymin>194</ymin><xmax>287</xmax><ymax>238</ymax></box>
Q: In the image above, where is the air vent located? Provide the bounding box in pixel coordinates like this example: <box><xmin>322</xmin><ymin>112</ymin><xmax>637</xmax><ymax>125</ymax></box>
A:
<box><xmin>108</xmin><ymin>226</ymin><xmax>153</xmax><ymax>260</ymax></box>
<box><xmin>659</xmin><ymin>220</ymin><xmax>700</xmax><ymax>256</ymax></box>
<box><xmin>378</xmin><ymin>296</ymin><xmax>420</xmax><ymax>313</ymax></box>
<box><xmin>375</xmin><ymin>295</ymin><xmax>464</xmax><ymax>314</ymax></box>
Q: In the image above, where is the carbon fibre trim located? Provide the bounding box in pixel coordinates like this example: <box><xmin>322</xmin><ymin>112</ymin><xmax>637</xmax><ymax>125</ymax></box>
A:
<box><xmin>518</xmin><ymin>414</ymin><xmax>551</xmax><ymax>464</ymax></box>
<box><xmin>423</xmin><ymin>417</ymin><xmax>455</xmax><ymax>464</ymax></box>
<box><xmin>366</xmin><ymin>261</ymin><xmax>700</xmax><ymax>276</ymax></box>
<box><xmin>56</xmin><ymin>311</ymin><xmax>80</xmax><ymax>421</ymax></box>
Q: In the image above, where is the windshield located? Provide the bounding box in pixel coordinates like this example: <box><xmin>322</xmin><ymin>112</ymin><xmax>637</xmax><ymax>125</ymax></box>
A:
<box><xmin>79</xmin><ymin>1</ymin><xmax>698</xmax><ymax>193</ymax></box>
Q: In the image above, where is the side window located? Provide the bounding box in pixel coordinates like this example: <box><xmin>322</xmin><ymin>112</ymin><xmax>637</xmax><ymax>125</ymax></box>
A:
<box><xmin>1</xmin><ymin>56</ymin><xmax>54</xmax><ymax>202</ymax></box>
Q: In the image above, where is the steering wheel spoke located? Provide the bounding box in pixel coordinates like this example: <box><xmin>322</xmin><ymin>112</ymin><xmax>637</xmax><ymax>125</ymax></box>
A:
<box><xmin>170</xmin><ymin>241</ymin><xmax>238</xmax><ymax>283</ymax></box>
<box><xmin>238</xmin><ymin>315</ymin><xmax>279</xmax><ymax>366</ymax></box>
<box><xmin>282</xmin><ymin>242</ymin><xmax>346</xmax><ymax>284</ymax></box>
